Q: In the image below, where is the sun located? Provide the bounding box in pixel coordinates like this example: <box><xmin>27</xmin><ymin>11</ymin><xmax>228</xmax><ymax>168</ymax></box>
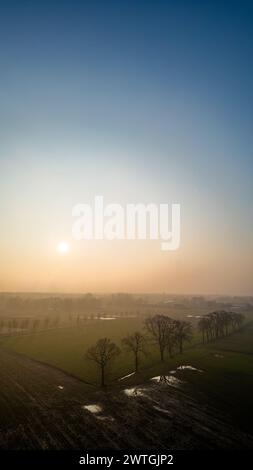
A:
<box><xmin>57</xmin><ymin>241</ymin><xmax>70</xmax><ymax>253</ymax></box>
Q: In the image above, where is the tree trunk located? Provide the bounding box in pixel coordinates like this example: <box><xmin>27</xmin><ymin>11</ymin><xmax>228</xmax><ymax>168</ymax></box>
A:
<box><xmin>160</xmin><ymin>345</ymin><xmax>164</xmax><ymax>362</ymax></box>
<box><xmin>135</xmin><ymin>353</ymin><xmax>138</xmax><ymax>372</ymax></box>
<box><xmin>101</xmin><ymin>366</ymin><xmax>105</xmax><ymax>387</ymax></box>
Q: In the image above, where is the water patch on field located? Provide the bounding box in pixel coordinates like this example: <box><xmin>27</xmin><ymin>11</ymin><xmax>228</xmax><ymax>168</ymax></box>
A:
<box><xmin>119</xmin><ymin>372</ymin><xmax>135</xmax><ymax>381</ymax></box>
<box><xmin>153</xmin><ymin>405</ymin><xmax>173</xmax><ymax>416</ymax></box>
<box><xmin>91</xmin><ymin>316</ymin><xmax>117</xmax><ymax>320</ymax></box>
<box><xmin>83</xmin><ymin>404</ymin><xmax>102</xmax><ymax>414</ymax></box>
<box><xmin>214</xmin><ymin>354</ymin><xmax>224</xmax><ymax>358</ymax></box>
<box><xmin>187</xmin><ymin>315</ymin><xmax>202</xmax><ymax>319</ymax></box>
<box><xmin>177</xmin><ymin>365</ymin><xmax>203</xmax><ymax>372</ymax></box>
<box><xmin>97</xmin><ymin>416</ymin><xmax>115</xmax><ymax>422</ymax></box>
<box><xmin>151</xmin><ymin>375</ymin><xmax>183</xmax><ymax>387</ymax></box>
<box><xmin>57</xmin><ymin>385</ymin><xmax>64</xmax><ymax>390</ymax></box>
<box><xmin>124</xmin><ymin>387</ymin><xmax>146</xmax><ymax>397</ymax></box>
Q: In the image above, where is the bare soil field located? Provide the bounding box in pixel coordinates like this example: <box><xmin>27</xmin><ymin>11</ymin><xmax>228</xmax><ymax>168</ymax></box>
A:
<box><xmin>0</xmin><ymin>349</ymin><xmax>252</xmax><ymax>450</ymax></box>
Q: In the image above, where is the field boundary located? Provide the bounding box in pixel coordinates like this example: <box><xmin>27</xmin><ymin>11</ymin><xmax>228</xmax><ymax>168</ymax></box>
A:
<box><xmin>0</xmin><ymin>345</ymin><xmax>97</xmax><ymax>388</ymax></box>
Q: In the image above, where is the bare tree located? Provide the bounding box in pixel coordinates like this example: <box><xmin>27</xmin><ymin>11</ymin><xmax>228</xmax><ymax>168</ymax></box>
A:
<box><xmin>198</xmin><ymin>316</ymin><xmax>208</xmax><ymax>343</ymax></box>
<box><xmin>122</xmin><ymin>331</ymin><xmax>147</xmax><ymax>372</ymax></box>
<box><xmin>165</xmin><ymin>317</ymin><xmax>177</xmax><ymax>358</ymax></box>
<box><xmin>86</xmin><ymin>338</ymin><xmax>120</xmax><ymax>387</ymax></box>
<box><xmin>145</xmin><ymin>315</ymin><xmax>173</xmax><ymax>361</ymax></box>
<box><xmin>174</xmin><ymin>320</ymin><xmax>192</xmax><ymax>354</ymax></box>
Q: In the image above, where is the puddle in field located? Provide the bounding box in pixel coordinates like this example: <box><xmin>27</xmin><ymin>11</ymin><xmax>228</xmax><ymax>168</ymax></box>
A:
<box><xmin>91</xmin><ymin>316</ymin><xmax>117</xmax><ymax>320</ymax></box>
<box><xmin>119</xmin><ymin>372</ymin><xmax>135</xmax><ymax>381</ymax></box>
<box><xmin>153</xmin><ymin>405</ymin><xmax>173</xmax><ymax>416</ymax></box>
<box><xmin>83</xmin><ymin>404</ymin><xmax>102</xmax><ymax>414</ymax></box>
<box><xmin>97</xmin><ymin>416</ymin><xmax>115</xmax><ymax>422</ymax></box>
<box><xmin>214</xmin><ymin>354</ymin><xmax>224</xmax><ymax>358</ymax></box>
<box><xmin>57</xmin><ymin>385</ymin><xmax>64</xmax><ymax>390</ymax></box>
<box><xmin>170</xmin><ymin>370</ymin><xmax>176</xmax><ymax>374</ymax></box>
<box><xmin>124</xmin><ymin>387</ymin><xmax>147</xmax><ymax>397</ymax></box>
<box><xmin>177</xmin><ymin>365</ymin><xmax>203</xmax><ymax>372</ymax></box>
<box><xmin>151</xmin><ymin>375</ymin><xmax>184</xmax><ymax>387</ymax></box>
<box><xmin>187</xmin><ymin>315</ymin><xmax>202</xmax><ymax>319</ymax></box>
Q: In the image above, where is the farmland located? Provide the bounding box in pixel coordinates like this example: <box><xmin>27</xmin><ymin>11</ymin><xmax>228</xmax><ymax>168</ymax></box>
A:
<box><xmin>1</xmin><ymin>311</ymin><xmax>253</xmax><ymax>441</ymax></box>
<box><xmin>0</xmin><ymin>347</ymin><xmax>252</xmax><ymax>450</ymax></box>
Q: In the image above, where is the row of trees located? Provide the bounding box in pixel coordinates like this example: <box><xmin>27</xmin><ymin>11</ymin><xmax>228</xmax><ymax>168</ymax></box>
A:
<box><xmin>198</xmin><ymin>311</ymin><xmax>244</xmax><ymax>343</ymax></box>
<box><xmin>86</xmin><ymin>311</ymin><xmax>245</xmax><ymax>386</ymax></box>
<box><xmin>0</xmin><ymin>312</ymin><xmax>145</xmax><ymax>336</ymax></box>
<box><xmin>0</xmin><ymin>293</ymin><xmax>146</xmax><ymax>318</ymax></box>
<box><xmin>145</xmin><ymin>315</ymin><xmax>192</xmax><ymax>360</ymax></box>
<box><xmin>1</xmin><ymin>310</ymin><xmax>184</xmax><ymax>336</ymax></box>
<box><xmin>86</xmin><ymin>315</ymin><xmax>193</xmax><ymax>386</ymax></box>
<box><xmin>0</xmin><ymin>294</ymin><xmax>101</xmax><ymax>316</ymax></box>
<box><xmin>0</xmin><ymin>316</ymin><xmax>60</xmax><ymax>335</ymax></box>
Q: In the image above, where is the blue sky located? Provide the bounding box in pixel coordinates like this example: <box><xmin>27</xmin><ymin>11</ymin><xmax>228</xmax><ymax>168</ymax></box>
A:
<box><xmin>0</xmin><ymin>0</ymin><xmax>252</xmax><ymax>293</ymax></box>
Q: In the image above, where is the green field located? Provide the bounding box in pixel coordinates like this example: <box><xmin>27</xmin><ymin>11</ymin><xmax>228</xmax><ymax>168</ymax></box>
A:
<box><xmin>0</xmin><ymin>314</ymin><xmax>202</xmax><ymax>384</ymax></box>
<box><xmin>1</xmin><ymin>317</ymin><xmax>151</xmax><ymax>383</ymax></box>
<box><xmin>1</xmin><ymin>316</ymin><xmax>252</xmax><ymax>384</ymax></box>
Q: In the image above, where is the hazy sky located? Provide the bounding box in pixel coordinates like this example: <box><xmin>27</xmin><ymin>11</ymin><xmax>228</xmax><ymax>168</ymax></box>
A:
<box><xmin>0</xmin><ymin>0</ymin><xmax>252</xmax><ymax>294</ymax></box>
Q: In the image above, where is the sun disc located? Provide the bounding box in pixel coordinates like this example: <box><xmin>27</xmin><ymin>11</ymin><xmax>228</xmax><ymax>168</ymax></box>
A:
<box><xmin>57</xmin><ymin>241</ymin><xmax>69</xmax><ymax>253</ymax></box>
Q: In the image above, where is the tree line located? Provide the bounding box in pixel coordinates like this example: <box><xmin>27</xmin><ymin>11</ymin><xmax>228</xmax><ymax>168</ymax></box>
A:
<box><xmin>0</xmin><ymin>316</ymin><xmax>60</xmax><ymax>335</ymax></box>
<box><xmin>86</xmin><ymin>311</ymin><xmax>245</xmax><ymax>387</ymax></box>
<box><xmin>86</xmin><ymin>314</ymin><xmax>193</xmax><ymax>387</ymax></box>
<box><xmin>198</xmin><ymin>310</ymin><xmax>244</xmax><ymax>343</ymax></box>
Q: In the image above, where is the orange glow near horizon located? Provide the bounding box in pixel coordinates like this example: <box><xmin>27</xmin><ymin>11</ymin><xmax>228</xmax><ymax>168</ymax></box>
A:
<box><xmin>1</xmin><ymin>234</ymin><xmax>252</xmax><ymax>295</ymax></box>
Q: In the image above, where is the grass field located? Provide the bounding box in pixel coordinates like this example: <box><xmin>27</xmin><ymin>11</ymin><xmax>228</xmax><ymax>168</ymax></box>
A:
<box><xmin>1</xmin><ymin>317</ymin><xmax>150</xmax><ymax>383</ymax></box>
<box><xmin>1</xmin><ymin>317</ymin><xmax>252</xmax><ymax>382</ymax></box>
<box><xmin>0</xmin><ymin>314</ymin><xmax>205</xmax><ymax>381</ymax></box>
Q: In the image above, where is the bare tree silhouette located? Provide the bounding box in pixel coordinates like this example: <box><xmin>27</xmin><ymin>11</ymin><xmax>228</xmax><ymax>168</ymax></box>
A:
<box><xmin>86</xmin><ymin>338</ymin><xmax>120</xmax><ymax>387</ymax></box>
<box><xmin>145</xmin><ymin>315</ymin><xmax>176</xmax><ymax>361</ymax></box>
<box><xmin>122</xmin><ymin>331</ymin><xmax>147</xmax><ymax>372</ymax></box>
<box><xmin>174</xmin><ymin>320</ymin><xmax>192</xmax><ymax>354</ymax></box>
